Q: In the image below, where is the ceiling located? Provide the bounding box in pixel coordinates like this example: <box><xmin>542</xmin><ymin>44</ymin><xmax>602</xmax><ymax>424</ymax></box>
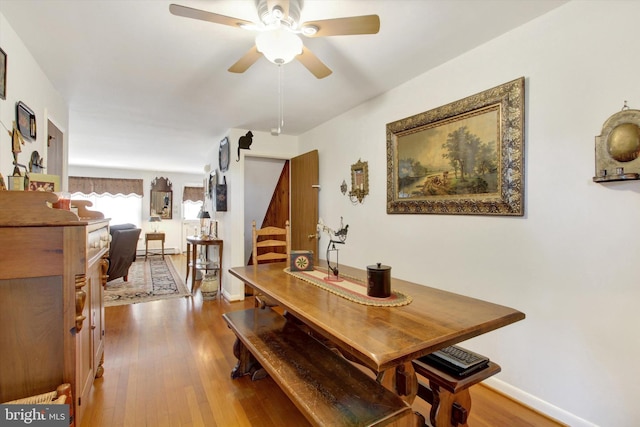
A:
<box><xmin>0</xmin><ymin>0</ymin><xmax>568</xmax><ymax>174</ymax></box>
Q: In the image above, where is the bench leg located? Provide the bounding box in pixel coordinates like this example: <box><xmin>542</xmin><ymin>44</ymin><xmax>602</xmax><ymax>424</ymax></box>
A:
<box><xmin>429</xmin><ymin>383</ymin><xmax>471</xmax><ymax>427</ymax></box>
<box><xmin>230</xmin><ymin>336</ymin><xmax>263</xmax><ymax>380</ymax></box>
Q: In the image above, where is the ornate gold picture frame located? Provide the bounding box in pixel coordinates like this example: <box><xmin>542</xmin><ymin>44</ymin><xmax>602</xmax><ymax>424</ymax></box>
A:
<box><xmin>386</xmin><ymin>77</ymin><xmax>525</xmax><ymax>216</ymax></box>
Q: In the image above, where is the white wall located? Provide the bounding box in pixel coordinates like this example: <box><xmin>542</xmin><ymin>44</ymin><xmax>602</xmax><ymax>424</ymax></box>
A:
<box><xmin>299</xmin><ymin>1</ymin><xmax>639</xmax><ymax>426</ymax></box>
<box><xmin>0</xmin><ymin>13</ymin><xmax>69</xmax><ymax>186</ymax></box>
<box><xmin>69</xmin><ymin>165</ymin><xmax>203</xmax><ymax>254</ymax></box>
<box><xmin>209</xmin><ymin>128</ymin><xmax>299</xmax><ymax>301</ymax></box>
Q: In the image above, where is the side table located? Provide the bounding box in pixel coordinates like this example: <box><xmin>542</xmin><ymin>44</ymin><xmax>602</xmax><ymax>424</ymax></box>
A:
<box><xmin>185</xmin><ymin>236</ymin><xmax>223</xmax><ymax>295</ymax></box>
<box><xmin>145</xmin><ymin>232</ymin><xmax>165</xmax><ymax>261</ymax></box>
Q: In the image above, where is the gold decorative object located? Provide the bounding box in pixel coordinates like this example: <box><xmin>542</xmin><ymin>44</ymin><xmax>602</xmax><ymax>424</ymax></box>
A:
<box><xmin>348</xmin><ymin>159</ymin><xmax>369</xmax><ymax>204</ymax></box>
<box><xmin>593</xmin><ymin>101</ymin><xmax>640</xmax><ymax>182</ymax></box>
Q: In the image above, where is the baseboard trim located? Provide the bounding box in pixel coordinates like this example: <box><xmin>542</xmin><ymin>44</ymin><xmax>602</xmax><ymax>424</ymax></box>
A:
<box><xmin>484</xmin><ymin>377</ymin><xmax>596</xmax><ymax>427</ymax></box>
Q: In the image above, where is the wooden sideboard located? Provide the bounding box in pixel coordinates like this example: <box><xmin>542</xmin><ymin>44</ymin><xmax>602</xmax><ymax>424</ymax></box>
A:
<box><xmin>0</xmin><ymin>192</ymin><xmax>109</xmax><ymax>426</ymax></box>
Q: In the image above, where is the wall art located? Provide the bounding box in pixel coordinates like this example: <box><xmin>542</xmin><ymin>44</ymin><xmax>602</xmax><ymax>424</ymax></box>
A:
<box><xmin>16</xmin><ymin>101</ymin><xmax>36</xmax><ymax>141</ymax></box>
<box><xmin>28</xmin><ymin>173</ymin><xmax>60</xmax><ymax>192</ymax></box>
<box><xmin>386</xmin><ymin>77</ymin><xmax>525</xmax><ymax>216</ymax></box>
<box><xmin>0</xmin><ymin>47</ymin><xmax>6</xmax><ymax>100</ymax></box>
<box><xmin>216</xmin><ymin>175</ymin><xmax>227</xmax><ymax>212</ymax></box>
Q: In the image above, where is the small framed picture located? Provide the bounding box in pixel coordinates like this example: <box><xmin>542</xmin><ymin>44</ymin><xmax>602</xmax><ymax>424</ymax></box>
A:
<box><xmin>0</xmin><ymin>47</ymin><xmax>6</xmax><ymax>100</ymax></box>
<box><xmin>28</xmin><ymin>173</ymin><xmax>60</xmax><ymax>192</ymax></box>
<box><xmin>16</xmin><ymin>101</ymin><xmax>36</xmax><ymax>141</ymax></box>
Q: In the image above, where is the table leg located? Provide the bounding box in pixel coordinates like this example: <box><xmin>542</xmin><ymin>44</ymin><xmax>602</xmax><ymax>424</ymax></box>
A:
<box><xmin>429</xmin><ymin>383</ymin><xmax>471</xmax><ymax>427</ymax></box>
<box><xmin>161</xmin><ymin>239</ymin><xmax>165</xmax><ymax>260</ymax></box>
<box><xmin>191</xmin><ymin>243</ymin><xmax>197</xmax><ymax>293</ymax></box>
<box><xmin>218</xmin><ymin>241</ymin><xmax>223</xmax><ymax>297</ymax></box>
<box><xmin>145</xmin><ymin>238</ymin><xmax>149</xmax><ymax>261</ymax></box>
<box><xmin>377</xmin><ymin>361</ymin><xmax>418</xmax><ymax>405</ymax></box>
<box><xmin>185</xmin><ymin>243</ymin><xmax>191</xmax><ymax>283</ymax></box>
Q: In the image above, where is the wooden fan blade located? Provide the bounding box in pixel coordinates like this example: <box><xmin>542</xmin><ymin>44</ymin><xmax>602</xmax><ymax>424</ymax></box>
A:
<box><xmin>297</xmin><ymin>46</ymin><xmax>332</xmax><ymax>79</ymax></box>
<box><xmin>301</xmin><ymin>15</ymin><xmax>380</xmax><ymax>37</ymax></box>
<box><xmin>228</xmin><ymin>46</ymin><xmax>263</xmax><ymax>73</ymax></box>
<box><xmin>169</xmin><ymin>4</ymin><xmax>253</xmax><ymax>28</ymax></box>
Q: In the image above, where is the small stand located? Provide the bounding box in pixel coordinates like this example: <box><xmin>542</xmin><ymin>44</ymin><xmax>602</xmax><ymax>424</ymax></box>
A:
<box><xmin>318</xmin><ymin>217</ymin><xmax>349</xmax><ymax>282</ymax></box>
<box><xmin>326</xmin><ymin>240</ymin><xmax>344</xmax><ymax>281</ymax></box>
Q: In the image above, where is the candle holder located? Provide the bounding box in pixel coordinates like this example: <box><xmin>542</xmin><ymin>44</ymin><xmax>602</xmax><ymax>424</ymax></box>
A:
<box><xmin>346</xmin><ymin>159</ymin><xmax>368</xmax><ymax>204</ymax></box>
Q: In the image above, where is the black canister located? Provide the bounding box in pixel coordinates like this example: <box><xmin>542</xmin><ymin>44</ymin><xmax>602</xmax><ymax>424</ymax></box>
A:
<box><xmin>367</xmin><ymin>263</ymin><xmax>391</xmax><ymax>298</ymax></box>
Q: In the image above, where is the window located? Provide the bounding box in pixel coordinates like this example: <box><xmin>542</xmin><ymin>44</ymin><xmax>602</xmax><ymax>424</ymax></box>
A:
<box><xmin>183</xmin><ymin>200</ymin><xmax>203</xmax><ymax>220</ymax></box>
<box><xmin>182</xmin><ymin>186</ymin><xmax>204</xmax><ymax>220</ymax></box>
<box><xmin>71</xmin><ymin>192</ymin><xmax>142</xmax><ymax>227</ymax></box>
<box><xmin>69</xmin><ymin>177</ymin><xmax>144</xmax><ymax>227</ymax></box>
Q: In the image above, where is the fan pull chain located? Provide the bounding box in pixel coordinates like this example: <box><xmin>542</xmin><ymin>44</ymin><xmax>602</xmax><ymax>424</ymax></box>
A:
<box><xmin>279</xmin><ymin>64</ymin><xmax>284</xmax><ymax>130</ymax></box>
<box><xmin>271</xmin><ymin>65</ymin><xmax>284</xmax><ymax>136</ymax></box>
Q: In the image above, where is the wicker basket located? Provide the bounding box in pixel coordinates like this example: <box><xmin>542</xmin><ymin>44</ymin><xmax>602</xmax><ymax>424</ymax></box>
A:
<box><xmin>3</xmin><ymin>384</ymin><xmax>73</xmax><ymax>426</ymax></box>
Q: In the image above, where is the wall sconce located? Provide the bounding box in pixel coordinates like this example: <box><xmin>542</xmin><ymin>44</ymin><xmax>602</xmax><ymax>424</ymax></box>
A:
<box><xmin>344</xmin><ymin>159</ymin><xmax>369</xmax><ymax>204</ymax></box>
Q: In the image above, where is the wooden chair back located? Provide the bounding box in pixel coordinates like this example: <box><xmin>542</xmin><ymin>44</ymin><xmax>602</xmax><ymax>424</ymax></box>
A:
<box><xmin>252</xmin><ymin>220</ymin><xmax>290</xmax><ymax>265</ymax></box>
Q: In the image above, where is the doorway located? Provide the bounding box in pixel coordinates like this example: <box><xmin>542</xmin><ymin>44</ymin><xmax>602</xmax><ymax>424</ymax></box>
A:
<box><xmin>244</xmin><ymin>157</ymin><xmax>288</xmax><ymax>263</ymax></box>
<box><xmin>243</xmin><ymin>150</ymin><xmax>319</xmax><ymax>265</ymax></box>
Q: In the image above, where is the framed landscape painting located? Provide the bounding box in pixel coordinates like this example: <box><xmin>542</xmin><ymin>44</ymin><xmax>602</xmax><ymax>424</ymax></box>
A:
<box><xmin>386</xmin><ymin>77</ymin><xmax>525</xmax><ymax>216</ymax></box>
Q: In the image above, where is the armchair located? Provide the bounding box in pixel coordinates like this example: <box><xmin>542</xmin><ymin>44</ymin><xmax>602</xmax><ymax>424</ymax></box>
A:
<box><xmin>107</xmin><ymin>223</ymin><xmax>141</xmax><ymax>283</ymax></box>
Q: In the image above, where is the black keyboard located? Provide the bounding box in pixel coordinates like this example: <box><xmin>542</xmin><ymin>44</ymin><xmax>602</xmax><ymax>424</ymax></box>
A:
<box><xmin>420</xmin><ymin>345</ymin><xmax>489</xmax><ymax>377</ymax></box>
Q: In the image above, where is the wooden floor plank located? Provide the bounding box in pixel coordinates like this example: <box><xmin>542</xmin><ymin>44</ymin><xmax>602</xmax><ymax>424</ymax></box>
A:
<box><xmin>80</xmin><ymin>254</ymin><xmax>563</xmax><ymax>427</ymax></box>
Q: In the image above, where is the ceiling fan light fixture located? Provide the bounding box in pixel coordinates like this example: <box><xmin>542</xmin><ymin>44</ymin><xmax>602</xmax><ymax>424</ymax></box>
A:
<box><xmin>256</xmin><ymin>29</ymin><xmax>303</xmax><ymax>64</ymax></box>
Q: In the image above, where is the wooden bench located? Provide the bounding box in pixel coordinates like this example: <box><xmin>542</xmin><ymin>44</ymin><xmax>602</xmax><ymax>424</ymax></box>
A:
<box><xmin>223</xmin><ymin>308</ymin><xmax>419</xmax><ymax>427</ymax></box>
<box><xmin>412</xmin><ymin>353</ymin><xmax>501</xmax><ymax>427</ymax></box>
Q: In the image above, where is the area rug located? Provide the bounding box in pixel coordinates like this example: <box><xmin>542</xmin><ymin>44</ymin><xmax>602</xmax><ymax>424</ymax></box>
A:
<box><xmin>284</xmin><ymin>268</ymin><xmax>412</xmax><ymax>307</ymax></box>
<box><xmin>104</xmin><ymin>258</ymin><xmax>191</xmax><ymax>306</ymax></box>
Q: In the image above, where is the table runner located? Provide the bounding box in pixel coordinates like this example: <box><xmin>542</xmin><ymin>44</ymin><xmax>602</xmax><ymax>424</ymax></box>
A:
<box><xmin>284</xmin><ymin>268</ymin><xmax>412</xmax><ymax>307</ymax></box>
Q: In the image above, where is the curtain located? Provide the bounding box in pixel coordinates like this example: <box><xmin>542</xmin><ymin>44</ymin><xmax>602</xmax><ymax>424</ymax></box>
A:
<box><xmin>69</xmin><ymin>177</ymin><xmax>143</xmax><ymax>196</ymax></box>
<box><xmin>183</xmin><ymin>186</ymin><xmax>204</xmax><ymax>203</ymax></box>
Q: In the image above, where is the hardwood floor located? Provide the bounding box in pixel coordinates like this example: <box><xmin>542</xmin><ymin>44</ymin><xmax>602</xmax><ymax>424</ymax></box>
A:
<box><xmin>81</xmin><ymin>255</ymin><xmax>564</xmax><ymax>427</ymax></box>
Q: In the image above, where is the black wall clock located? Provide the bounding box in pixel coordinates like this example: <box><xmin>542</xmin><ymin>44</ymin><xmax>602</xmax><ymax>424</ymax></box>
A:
<box><xmin>219</xmin><ymin>137</ymin><xmax>230</xmax><ymax>172</ymax></box>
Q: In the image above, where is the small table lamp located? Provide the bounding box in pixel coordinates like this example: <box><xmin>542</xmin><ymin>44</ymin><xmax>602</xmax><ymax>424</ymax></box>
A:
<box><xmin>198</xmin><ymin>210</ymin><xmax>211</xmax><ymax>237</ymax></box>
<box><xmin>149</xmin><ymin>215</ymin><xmax>162</xmax><ymax>232</ymax></box>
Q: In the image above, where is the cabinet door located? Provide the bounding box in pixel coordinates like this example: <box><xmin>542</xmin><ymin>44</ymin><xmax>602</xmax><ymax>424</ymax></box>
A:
<box><xmin>91</xmin><ymin>256</ymin><xmax>106</xmax><ymax>378</ymax></box>
<box><xmin>77</xmin><ymin>274</ymin><xmax>93</xmax><ymax>422</ymax></box>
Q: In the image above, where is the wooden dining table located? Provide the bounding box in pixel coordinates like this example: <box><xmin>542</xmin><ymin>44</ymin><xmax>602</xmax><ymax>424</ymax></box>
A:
<box><xmin>229</xmin><ymin>262</ymin><xmax>525</xmax><ymax>423</ymax></box>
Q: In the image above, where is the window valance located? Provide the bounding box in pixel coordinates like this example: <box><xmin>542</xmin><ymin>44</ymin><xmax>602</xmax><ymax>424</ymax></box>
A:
<box><xmin>69</xmin><ymin>177</ymin><xmax>143</xmax><ymax>196</ymax></box>
<box><xmin>183</xmin><ymin>186</ymin><xmax>204</xmax><ymax>203</ymax></box>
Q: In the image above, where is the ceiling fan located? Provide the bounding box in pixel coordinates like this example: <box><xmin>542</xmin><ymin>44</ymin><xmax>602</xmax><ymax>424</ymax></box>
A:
<box><xmin>169</xmin><ymin>0</ymin><xmax>380</xmax><ymax>79</ymax></box>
